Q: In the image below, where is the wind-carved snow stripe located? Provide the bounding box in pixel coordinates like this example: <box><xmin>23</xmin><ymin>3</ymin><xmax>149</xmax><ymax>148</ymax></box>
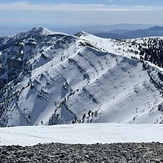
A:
<box><xmin>82</xmin><ymin>87</ymin><xmax>98</xmax><ymax>104</ymax></box>
<box><xmin>143</xmin><ymin>61</ymin><xmax>163</xmax><ymax>95</ymax></box>
<box><xmin>16</xmin><ymin>101</ymin><xmax>32</xmax><ymax>125</ymax></box>
<box><xmin>47</xmin><ymin>74</ymin><xmax>80</xmax><ymax>125</ymax></box>
<box><xmin>49</xmin><ymin>97</ymin><xmax>77</xmax><ymax>125</ymax></box>
<box><xmin>0</xmin><ymin>81</ymin><xmax>30</xmax><ymax>123</ymax></box>
<box><xmin>37</xmin><ymin>90</ymin><xmax>49</xmax><ymax>102</ymax></box>
<box><xmin>77</xmin><ymin>52</ymin><xmax>99</xmax><ymax>75</ymax></box>
<box><xmin>68</xmin><ymin>58</ymin><xmax>90</xmax><ymax>84</ymax></box>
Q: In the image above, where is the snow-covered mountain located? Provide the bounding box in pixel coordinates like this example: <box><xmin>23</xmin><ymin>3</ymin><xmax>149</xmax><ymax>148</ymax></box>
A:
<box><xmin>0</xmin><ymin>27</ymin><xmax>163</xmax><ymax>127</ymax></box>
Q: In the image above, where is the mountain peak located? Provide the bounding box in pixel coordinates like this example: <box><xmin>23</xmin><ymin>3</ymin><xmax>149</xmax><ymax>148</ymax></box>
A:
<box><xmin>6</xmin><ymin>27</ymin><xmax>55</xmax><ymax>43</ymax></box>
<box><xmin>28</xmin><ymin>27</ymin><xmax>54</xmax><ymax>36</ymax></box>
<box><xmin>148</xmin><ymin>26</ymin><xmax>163</xmax><ymax>31</ymax></box>
<box><xmin>74</xmin><ymin>31</ymin><xmax>89</xmax><ymax>37</ymax></box>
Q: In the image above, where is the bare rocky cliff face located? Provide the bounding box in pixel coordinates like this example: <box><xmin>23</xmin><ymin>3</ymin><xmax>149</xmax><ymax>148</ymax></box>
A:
<box><xmin>0</xmin><ymin>27</ymin><xmax>163</xmax><ymax>126</ymax></box>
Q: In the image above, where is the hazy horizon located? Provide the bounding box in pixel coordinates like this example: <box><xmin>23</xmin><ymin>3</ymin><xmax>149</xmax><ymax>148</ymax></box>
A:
<box><xmin>0</xmin><ymin>0</ymin><xmax>163</xmax><ymax>36</ymax></box>
<box><xmin>1</xmin><ymin>23</ymin><xmax>163</xmax><ymax>37</ymax></box>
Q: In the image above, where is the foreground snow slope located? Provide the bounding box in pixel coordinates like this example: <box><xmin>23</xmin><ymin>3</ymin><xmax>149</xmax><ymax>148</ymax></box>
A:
<box><xmin>0</xmin><ymin>123</ymin><xmax>163</xmax><ymax>146</ymax></box>
<box><xmin>0</xmin><ymin>27</ymin><xmax>163</xmax><ymax>126</ymax></box>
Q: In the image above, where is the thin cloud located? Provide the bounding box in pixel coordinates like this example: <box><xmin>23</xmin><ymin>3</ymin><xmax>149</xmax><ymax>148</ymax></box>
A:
<box><xmin>0</xmin><ymin>1</ymin><xmax>163</xmax><ymax>11</ymax></box>
<box><xmin>107</xmin><ymin>0</ymin><xmax>113</xmax><ymax>3</ymax></box>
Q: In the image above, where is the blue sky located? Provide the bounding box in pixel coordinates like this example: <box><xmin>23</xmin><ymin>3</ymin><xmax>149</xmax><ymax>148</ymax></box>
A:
<box><xmin>0</xmin><ymin>0</ymin><xmax>163</xmax><ymax>28</ymax></box>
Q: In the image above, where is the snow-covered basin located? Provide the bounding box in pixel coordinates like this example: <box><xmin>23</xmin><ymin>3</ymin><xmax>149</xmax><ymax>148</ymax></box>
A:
<box><xmin>0</xmin><ymin>123</ymin><xmax>163</xmax><ymax>146</ymax></box>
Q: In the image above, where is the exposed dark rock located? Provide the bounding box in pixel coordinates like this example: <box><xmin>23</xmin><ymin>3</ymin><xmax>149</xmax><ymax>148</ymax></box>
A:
<box><xmin>0</xmin><ymin>67</ymin><xmax>3</xmax><ymax>74</ymax></box>
<box><xmin>7</xmin><ymin>59</ymin><xmax>23</xmax><ymax>69</ymax></box>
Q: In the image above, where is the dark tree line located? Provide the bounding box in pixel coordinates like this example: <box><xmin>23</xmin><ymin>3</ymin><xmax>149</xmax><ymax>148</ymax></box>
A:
<box><xmin>139</xmin><ymin>38</ymin><xmax>163</xmax><ymax>68</ymax></box>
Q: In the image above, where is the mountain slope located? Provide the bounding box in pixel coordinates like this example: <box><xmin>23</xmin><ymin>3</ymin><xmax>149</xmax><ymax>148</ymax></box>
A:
<box><xmin>0</xmin><ymin>28</ymin><xmax>163</xmax><ymax>126</ymax></box>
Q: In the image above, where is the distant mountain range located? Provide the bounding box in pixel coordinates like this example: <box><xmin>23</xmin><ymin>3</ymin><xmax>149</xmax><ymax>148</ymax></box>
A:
<box><xmin>94</xmin><ymin>26</ymin><xmax>163</xmax><ymax>39</ymax></box>
<box><xmin>0</xmin><ymin>24</ymin><xmax>159</xmax><ymax>36</ymax></box>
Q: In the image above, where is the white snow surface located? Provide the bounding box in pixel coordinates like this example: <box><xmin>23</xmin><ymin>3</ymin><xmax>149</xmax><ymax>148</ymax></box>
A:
<box><xmin>0</xmin><ymin>123</ymin><xmax>163</xmax><ymax>146</ymax></box>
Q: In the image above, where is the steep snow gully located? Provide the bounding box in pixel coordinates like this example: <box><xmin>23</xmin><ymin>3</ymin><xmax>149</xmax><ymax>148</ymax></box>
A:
<box><xmin>0</xmin><ymin>27</ymin><xmax>163</xmax><ymax>126</ymax></box>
